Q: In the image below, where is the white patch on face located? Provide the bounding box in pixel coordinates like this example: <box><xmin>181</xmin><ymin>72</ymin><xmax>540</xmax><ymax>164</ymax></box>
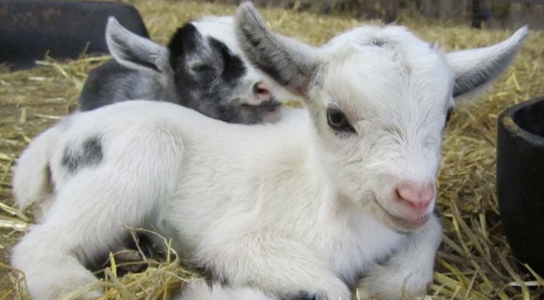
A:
<box><xmin>192</xmin><ymin>16</ymin><xmax>240</xmax><ymax>54</ymax></box>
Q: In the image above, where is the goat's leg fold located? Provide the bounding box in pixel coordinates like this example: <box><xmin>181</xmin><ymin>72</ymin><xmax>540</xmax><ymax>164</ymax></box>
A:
<box><xmin>357</xmin><ymin>214</ymin><xmax>442</xmax><ymax>300</ymax></box>
<box><xmin>195</xmin><ymin>220</ymin><xmax>352</xmax><ymax>300</ymax></box>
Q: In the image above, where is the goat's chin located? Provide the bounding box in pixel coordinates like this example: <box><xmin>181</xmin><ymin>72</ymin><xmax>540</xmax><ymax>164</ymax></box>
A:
<box><xmin>237</xmin><ymin>100</ymin><xmax>282</xmax><ymax>124</ymax></box>
<box><xmin>370</xmin><ymin>198</ymin><xmax>431</xmax><ymax>234</ymax></box>
<box><xmin>262</xmin><ymin>107</ymin><xmax>281</xmax><ymax>123</ymax></box>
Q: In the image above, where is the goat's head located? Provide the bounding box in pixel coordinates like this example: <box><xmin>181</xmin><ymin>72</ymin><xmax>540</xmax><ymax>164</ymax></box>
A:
<box><xmin>105</xmin><ymin>17</ymin><xmax>281</xmax><ymax>124</ymax></box>
<box><xmin>236</xmin><ymin>2</ymin><xmax>527</xmax><ymax>233</ymax></box>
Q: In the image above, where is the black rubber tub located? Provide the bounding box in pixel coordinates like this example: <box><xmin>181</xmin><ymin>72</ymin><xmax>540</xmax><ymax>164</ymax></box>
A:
<box><xmin>497</xmin><ymin>96</ymin><xmax>544</xmax><ymax>277</ymax></box>
<box><xmin>0</xmin><ymin>0</ymin><xmax>148</xmax><ymax>70</ymax></box>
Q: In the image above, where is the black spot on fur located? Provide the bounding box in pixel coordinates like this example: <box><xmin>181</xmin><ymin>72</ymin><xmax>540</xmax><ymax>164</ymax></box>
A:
<box><xmin>62</xmin><ymin>149</ymin><xmax>79</xmax><ymax>173</ymax></box>
<box><xmin>62</xmin><ymin>136</ymin><xmax>103</xmax><ymax>173</ymax></box>
<box><xmin>82</xmin><ymin>137</ymin><xmax>103</xmax><ymax>165</ymax></box>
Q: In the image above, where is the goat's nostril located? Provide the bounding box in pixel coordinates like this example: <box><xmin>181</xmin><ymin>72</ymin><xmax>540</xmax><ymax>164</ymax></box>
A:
<box><xmin>257</xmin><ymin>87</ymin><xmax>269</xmax><ymax>95</ymax></box>
<box><xmin>254</xmin><ymin>82</ymin><xmax>271</xmax><ymax>96</ymax></box>
<box><xmin>395</xmin><ymin>183</ymin><xmax>435</xmax><ymax>209</ymax></box>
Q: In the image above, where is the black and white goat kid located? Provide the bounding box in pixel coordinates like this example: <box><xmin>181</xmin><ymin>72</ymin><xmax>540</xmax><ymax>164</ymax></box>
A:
<box><xmin>79</xmin><ymin>16</ymin><xmax>281</xmax><ymax>124</ymax></box>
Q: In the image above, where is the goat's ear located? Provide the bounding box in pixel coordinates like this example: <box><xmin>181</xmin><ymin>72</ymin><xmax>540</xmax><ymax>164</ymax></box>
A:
<box><xmin>447</xmin><ymin>26</ymin><xmax>528</xmax><ymax>101</ymax></box>
<box><xmin>235</xmin><ymin>2</ymin><xmax>319</xmax><ymax>97</ymax></box>
<box><xmin>106</xmin><ymin>17</ymin><xmax>169</xmax><ymax>73</ymax></box>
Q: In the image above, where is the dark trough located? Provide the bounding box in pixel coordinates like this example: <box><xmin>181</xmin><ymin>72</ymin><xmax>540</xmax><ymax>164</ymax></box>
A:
<box><xmin>0</xmin><ymin>0</ymin><xmax>148</xmax><ymax>70</ymax></box>
<box><xmin>497</xmin><ymin>96</ymin><xmax>544</xmax><ymax>277</ymax></box>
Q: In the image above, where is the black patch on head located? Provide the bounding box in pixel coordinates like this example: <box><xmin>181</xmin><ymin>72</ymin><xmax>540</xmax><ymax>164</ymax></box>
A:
<box><xmin>165</xmin><ymin>21</ymin><xmax>273</xmax><ymax>124</ymax></box>
<box><xmin>166</xmin><ymin>22</ymin><xmax>207</xmax><ymax>107</ymax></box>
<box><xmin>208</xmin><ymin>37</ymin><xmax>247</xmax><ymax>83</ymax></box>
<box><xmin>62</xmin><ymin>136</ymin><xmax>104</xmax><ymax>173</ymax></box>
<box><xmin>167</xmin><ymin>23</ymin><xmax>202</xmax><ymax>70</ymax></box>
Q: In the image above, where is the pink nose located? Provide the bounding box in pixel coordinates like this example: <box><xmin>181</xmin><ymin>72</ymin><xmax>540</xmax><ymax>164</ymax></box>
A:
<box><xmin>395</xmin><ymin>182</ymin><xmax>435</xmax><ymax>209</ymax></box>
<box><xmin>254</xmin><ymin>82</ymin><xmax>271</xmax><ymax>102</ymax></box>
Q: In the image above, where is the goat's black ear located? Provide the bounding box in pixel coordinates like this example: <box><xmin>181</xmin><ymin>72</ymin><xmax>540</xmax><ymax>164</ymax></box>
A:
<box><xmin>106</xmin><ymin>17</ymin><xmax>169</xmax><ymax>73</ymax></box>
<box><xmin>167</xmin><ymin>23</ymin><xmax>207</xmax><ymax>70</ymax></box>
<box><xmin>235</xmin><ymin>2</ymin><xmax>319</xmax><ymax>97</ymax></box>
<box><xmin>447</xmin><ymin>26</ymin><xmax>528</xmax><ymax>100</ymax></box>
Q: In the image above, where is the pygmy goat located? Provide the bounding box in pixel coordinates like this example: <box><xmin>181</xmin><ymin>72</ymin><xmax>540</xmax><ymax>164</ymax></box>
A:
<box><xmin>79</xmin><ymin>16</ymin><xmax>282</xmax><ymax>124</ymax></box>
<box><xmin>11</xmin><ymin>3</ymin><xmax>527</xmax><ymax>300</ymax></box>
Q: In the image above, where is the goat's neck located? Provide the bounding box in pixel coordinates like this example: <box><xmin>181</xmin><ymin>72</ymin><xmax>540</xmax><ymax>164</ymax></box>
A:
<box><xmin>300</xmin><ymin>132</ymin><xmax>349</xmax><ymax>223</ymax></box>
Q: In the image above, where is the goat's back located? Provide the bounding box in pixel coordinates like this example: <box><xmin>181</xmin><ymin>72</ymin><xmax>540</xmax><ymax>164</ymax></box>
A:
<box><xmin>78</xmin><ymin>60</ymin><xmax>175</xmax><ymax>111</ymax></box>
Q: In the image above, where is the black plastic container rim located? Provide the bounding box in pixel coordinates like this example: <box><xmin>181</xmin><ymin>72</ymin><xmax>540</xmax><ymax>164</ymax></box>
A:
<box><xmin>499</xmin><ymin>96</ymin><xmax>544</xmax><ymax>147</ymax></box>
<box><xmin>2</xmin><ymin>0</ymin><xmax>135</xmax><ymax>6</ymax></box>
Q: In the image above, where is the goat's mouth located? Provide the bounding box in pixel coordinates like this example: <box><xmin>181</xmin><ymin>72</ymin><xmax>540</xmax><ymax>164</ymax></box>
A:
<box><xmin>372</xmin><ymin>197</ymin><xmax>430</xmax><ymax>233</ymax></box>
<box><xmin>240</xmin><ymin>99</ymin><xmax>282</xmax><ymax>112</ymax></box>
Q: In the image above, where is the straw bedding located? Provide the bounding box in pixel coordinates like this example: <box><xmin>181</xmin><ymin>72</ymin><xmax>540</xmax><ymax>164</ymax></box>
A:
<box><xmin>1</xmin><ymin>1</ymin><xmax>544</xmax><ymax>299</ymax></box>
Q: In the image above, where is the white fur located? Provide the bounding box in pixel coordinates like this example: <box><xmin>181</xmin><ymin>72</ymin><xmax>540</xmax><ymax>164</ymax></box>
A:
<box><xmin>192</xmin><ymin>16</ymin><xmax>239</xmax><ymax>53</ymax></box>
<box><xmin>11</xmin><ymin>4</ymin><xmax>527</xmax><ymax>300</ymax></box>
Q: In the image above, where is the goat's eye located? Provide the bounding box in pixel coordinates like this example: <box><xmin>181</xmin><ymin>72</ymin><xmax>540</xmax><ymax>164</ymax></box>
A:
<box><xmin>191</xmin><ymin>64</ymin><xmax>216</xmax><ymax>73</ymax></box>
<box><xmin>327</xmin><ymin>109</ymin><xmax>355</xmax><ymax>133</ymax></box>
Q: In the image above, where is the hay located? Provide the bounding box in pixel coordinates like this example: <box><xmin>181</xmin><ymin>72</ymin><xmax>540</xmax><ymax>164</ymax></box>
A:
<box><xmin>1</xmin><ymin>0</ymin><xmax>544</xmax><ymax>299</ymax></box>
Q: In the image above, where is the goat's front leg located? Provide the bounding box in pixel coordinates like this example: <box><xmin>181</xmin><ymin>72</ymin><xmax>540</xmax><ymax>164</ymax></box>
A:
<box><xmin>357</xmin><ymin>214</ymin><xmax>442</xmax><ymax>300</ymax></box>
<box><xmin>176</xmin><ymin>280</ymin><xmax>280</xmax><ymax>300</ymax></box>
<box><xmin>195</xmin><ymin>221</ymin><xmax>352</xmax><ymax>300</ymax></box>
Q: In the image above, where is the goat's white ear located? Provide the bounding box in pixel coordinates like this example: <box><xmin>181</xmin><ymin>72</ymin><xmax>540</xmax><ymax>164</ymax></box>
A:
<box><xmin>447</xmin><ymin>26</ymin><xmax>528</xmax><ymax>101</ymax></box>
<box><xmin>106</xmin><ymin>17</ymin><xmax>170</xmax><ymax>73</ymax></box>
<box><xmin>235</xmin><ymin>2</ymin><xmax>319</xmax><ymax>97</ymax></box>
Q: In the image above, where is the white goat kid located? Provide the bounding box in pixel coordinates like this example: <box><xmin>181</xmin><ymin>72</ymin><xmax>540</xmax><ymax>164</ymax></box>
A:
<box><xmin>11</xmin><ymin>3</ymin><xmax>527</xmax><ymax>300</ymax></box>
